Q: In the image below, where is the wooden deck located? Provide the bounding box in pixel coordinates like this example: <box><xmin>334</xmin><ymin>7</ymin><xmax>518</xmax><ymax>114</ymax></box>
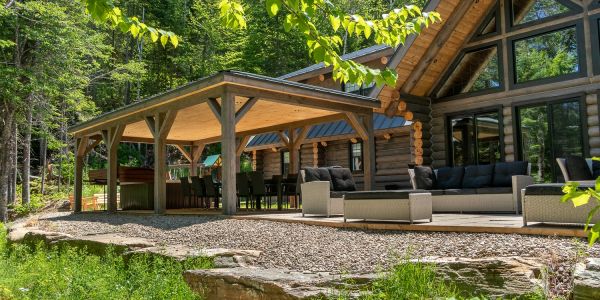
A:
<box><xmin>113</xmin><ymin>209</ymin><xmax>588</xmax><ymax>238</ymax></box>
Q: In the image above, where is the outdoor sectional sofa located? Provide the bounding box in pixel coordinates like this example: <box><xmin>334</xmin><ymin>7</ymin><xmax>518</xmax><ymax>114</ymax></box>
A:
<box><xmin>299</xmin><ymin>167</ymin><xmax>432</xmax><ymax>223</ymax></box>
<box><xmin>408</xmin><ymin>161</ymin><xmax>533</xmax><ymax>213</ymax></box>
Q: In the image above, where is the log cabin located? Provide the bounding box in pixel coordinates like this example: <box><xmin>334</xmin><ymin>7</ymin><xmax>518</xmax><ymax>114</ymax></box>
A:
<box><xmin>247</xmin><ymin>0</ymin><xmax>600</xmax><ymax>186</ymax></box>
<box><xmin>68</xmin><ymin>0</ymin><xmax>600</xmax><ymax>214</ymax></box>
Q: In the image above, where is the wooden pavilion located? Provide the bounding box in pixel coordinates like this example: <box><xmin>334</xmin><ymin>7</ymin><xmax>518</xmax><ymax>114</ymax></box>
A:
<box><xmin>69</xmin><ymin>71</ymin><xmax>380</xmax><ymax>215</ymax></box>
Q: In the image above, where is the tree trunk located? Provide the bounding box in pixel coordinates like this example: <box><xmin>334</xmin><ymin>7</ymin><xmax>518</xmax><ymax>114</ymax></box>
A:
<box><xmin>0</xmin><ymin>108</ymin><xmax>15</xmax><ymax>222</ymax></box>
<box><xmin>21</xmin><ymin>100</ymin><xmax>32</xmax><ymax>204</ymax></box>
<box><xmin>8</xmin><ymin>124</ymin><xmax>17</xmax><ymax>204</ymax></box>
<box><xmin>40</xmin><ymin>136</ymin><xmax>47</xmax><ymax>195</ymax></box>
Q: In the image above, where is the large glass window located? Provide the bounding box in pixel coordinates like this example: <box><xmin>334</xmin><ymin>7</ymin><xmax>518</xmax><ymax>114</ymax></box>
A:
<box><xmin>281</xmin><ymin>151</ymin><xmax>290</xmax><ymax>175</ymax></box>
<box><xmin>448</xmin><ymin>111</ymin><xmax>501</xmax><ymax>166</ymax></box>
<box><xmin>513</xmin><ymin>26</ymin><xmax>580</xmax><ymax>84</ymax></box>
<box><xmin>511</xmin><ymin>0</ymin><xmax>573</xmax><ymax>26</ymax></box>
<box><xmin>517</xmin><ymin>99</ymin><xmax>584</xmax><ymax>182</ymax></box>
<box><xmin>350</xmin><ymin>142</ymin><xmax>363</xmax><ymax>172</ymax></box>
<box><xmin>437</xmin><ymin>46</ymin><xmax>501</xmax><ymax>98</ymax></box>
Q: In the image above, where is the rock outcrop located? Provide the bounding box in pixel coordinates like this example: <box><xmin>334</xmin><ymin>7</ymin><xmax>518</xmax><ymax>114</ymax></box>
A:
<box><xmin>573</xmin><ymin>258</ymin><xmax>600</xmax><ymax>300</ymax></box>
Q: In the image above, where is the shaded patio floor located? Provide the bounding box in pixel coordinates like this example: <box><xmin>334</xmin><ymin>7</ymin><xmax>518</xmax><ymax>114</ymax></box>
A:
<box><xmin>112</xmin><ymin>209</ymin><xmax>588</xmax><ymax>238</ymax></box>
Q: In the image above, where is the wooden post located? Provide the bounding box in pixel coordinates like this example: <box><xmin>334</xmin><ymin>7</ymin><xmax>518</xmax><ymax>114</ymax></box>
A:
<box><xmin>221</xmin><ymin>92</ymin><xmax>237</xmax><ymax>215</ymax></box>
<box><xmin>312</xmin><ymin>142</ymin><xmax>318</xmax><ymax>168</ymax></box>
<box><xmin>145</xmin><ymin>111</ymin><xmax>177</xmax><ymax>214</ymax></box>
<box><xmin>252</xmin><ymin>150</ymin><xmax>257</xmax><ymax>171</ymax></box>
<box><xmin>102</xmin><ymin>125</ymin><xmax>124</xmax><ymax>213</ymax></box>
<box><xmin>191</xmin><ymin>144</ymin><xmax>205</xmax><ymax>176</ymax></box>
<box><xmin>363</xmin><ymin>113</ymin><xmax>376</xmax><ymax>191</ymax></box>
<box><xmin>74</xmin><ymin>136</ymin><xmax>89</xmax><ymax>213</ymax></box>
<box><xmin>288</xmin><ymin>128</ymin><xmax>298</xmax><ymax>175</ymax></box>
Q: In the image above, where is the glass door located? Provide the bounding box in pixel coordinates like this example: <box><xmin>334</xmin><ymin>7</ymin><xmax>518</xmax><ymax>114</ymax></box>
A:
<box><xmin>516</xmin><ymin>99</ymin><xmax>584</xmax><ymax>182</ymax></box>
<box><xmin>448</xmin><ymin>111</ymin><xmax>501</xmax><ymax>166</ymax></box>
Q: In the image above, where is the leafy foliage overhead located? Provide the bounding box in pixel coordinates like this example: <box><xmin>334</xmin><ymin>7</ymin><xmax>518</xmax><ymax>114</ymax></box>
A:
<box><xmin>219</xmin><ymin>0</ymin><xmax>441</xmax><ymax>87</ymax></box>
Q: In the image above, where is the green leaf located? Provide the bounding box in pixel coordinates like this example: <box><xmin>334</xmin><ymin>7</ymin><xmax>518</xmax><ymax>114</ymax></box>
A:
<box><xmin>329</xmin><ymin>15</ymin><xmax>340</xmax><ymax>32</ymax></box>
<box><xmin>170</xmin><ymin>34</ymin><xmax>179</xmax><ymax>48</ymax></box>
<box><xmin>572</xmin><ymin>193</ymin><xmax>591</xmax><ymax>207</ymax></box>
<box><xmin>160</xmin><ymin>34</ymin><xmax>168</xmax><ymax>47</ymax></box>
<box><xmin>589</xmin><ymin>222</ymin><xmax>600</xmax><ymax>246</ymax></box>
<box><xmin>266</xmin><ymin>0</ymin><xmax>280</xmax><ymax>17</ymax></box>
<box><xmin>130</xmin><ymin>24</ymin><xmax>139</xmax><ymax>38</ymax></box>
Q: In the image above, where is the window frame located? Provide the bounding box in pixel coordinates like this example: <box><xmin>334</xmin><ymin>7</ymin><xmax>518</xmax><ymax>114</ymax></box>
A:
<box><xmin>590</xmin><ymin>1</ymin><xmax>600</xmax><ymax>10</ymax></box>
<box><xmin>432</xmin><ymin>40</ymin><xmax>505</xmax><ymax>101</ymax></box>
<box><xmin>505</xmin><ymin>0</ymin><xmax>582</xmax><ymax>31</ymax></box>
<box><xmin>512</xmin><ymin>94</ymin><xmax>589</xmax><ymax>181</ymax></box>
<box><xmin>280</xmin><ymin>150</ymin><xmax>290</xmax><ymax>176</ymax></box>
<box><xmin>445</xmin><ymin>106</ymin><xmax>505</xmax><ymax>167</ymax></box>
<box><xmin>592</xmin><ymin>14</ymin><xmax>600</xmax><ymax>76</ymax></box>
<box><xmin>348</xmin><ymin>140</ymin><xmax>364</xmax><ymax>173</ymax></box>
<box><xmin>471</xmin><ymin>3</ymin><xmax>501</xmax><ymax>43</ymax></box>
<box><xmin>507</xmin><ymin>20</ymin><xmax>586</xmax><ymax>90</ymax></box>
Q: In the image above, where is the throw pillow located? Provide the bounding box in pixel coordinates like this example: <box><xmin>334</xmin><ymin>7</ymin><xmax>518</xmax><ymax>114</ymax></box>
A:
<box><xmin>491</xmin><ymin>161</ymin><xmax>528</xmax><ymax>187</ymax></box>
<box><xmin>434</xmin><ymin>166</ymin><xmax>464</xmax><ymax>189</ymax></box>
<box><xmin>414</xmin><ymin>166</ymin><xmax>435</xmax><ymax>190</ymax></box>
<box><xmin>566</xmin><ymin>155</ymin><xmax>593</xmax><ymax>181</ymax></box>
<box><xmin>462</xmin><ymin>164</ymin><xmax>494</xmax><ymax>189</ymax></box>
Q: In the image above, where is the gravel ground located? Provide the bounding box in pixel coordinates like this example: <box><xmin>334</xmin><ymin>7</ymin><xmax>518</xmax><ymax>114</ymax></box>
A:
<box><xmin>34</xmin><ymin>212</ymin><xmax>599</xmax><ymax>273</ymax></box>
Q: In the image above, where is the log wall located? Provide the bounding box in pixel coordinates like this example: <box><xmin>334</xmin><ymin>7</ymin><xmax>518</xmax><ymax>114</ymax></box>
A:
<box><xmin>255</xmin><ymin>130</ymin><xmax>412</xmax><ymax>190</ymax></box>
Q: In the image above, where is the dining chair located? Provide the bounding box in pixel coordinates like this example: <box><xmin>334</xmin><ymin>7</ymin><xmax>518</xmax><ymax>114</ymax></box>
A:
<box><xmin>282</xmin><ymin>174</ymin><xmax>299</xmax><ymax>209</ymax></box>
<box><xmin>236</xmin><ymin>172</ymin><xmax>252</xmax><ymax>209</ymax></box>
<box><xmin>190</xmin><ymin>176</ymin><xmax>206</xmax><ymax>208</ymax></box>
<box><xmin>269</xmin><ymin>175</ymin><xmax>283</xmax><ymax>210</ymax></box>
<box><xmin>204</xmin><ymin>177</ymin><xmax>221</xmax><ymax>209</ymax></box>
<box><xmin>249</xmin><ymin>171</ymin><xmax>266</xmax><ymax>210</ymax></box>
<box><xmin>179</xmin><ymin>177</ymin><xmax>193</xmax><ymax>208</ymax></box>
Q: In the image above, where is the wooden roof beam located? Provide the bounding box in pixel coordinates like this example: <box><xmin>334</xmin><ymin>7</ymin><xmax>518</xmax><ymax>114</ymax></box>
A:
<box><xmin>235</xmin><ymin>97</ymin><xmax>257</xmax><ymax>124</ymax></box>
<box><xmin>236</xmin><ymin>135</ymin><xmax>252</xmax><ymax>156</ymax></box>
<box><xmin>207</xmin><ymin>98</ymin><xmax>222</xmax><ymax>120</ymax></box>
<box><xmin>385</xmin><ymin>0</ymin><xmax>474</xmax><ymax>116</ymax></box>
<box><xmin>345</xmin><ymin>112</ymin><xmax>369</xmax><ymax>141</ymax></box>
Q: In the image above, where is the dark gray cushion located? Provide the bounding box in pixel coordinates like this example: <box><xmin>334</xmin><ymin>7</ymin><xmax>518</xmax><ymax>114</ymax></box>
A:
<box><xmin>566</xmin><ymin>155</ymin><xmax>593</xmax><ymax>181</ymax></box>
<box><xmin>303</xmin><ymin>168</ymin><xmax>321</xmax><ymax>182</ymax></box>
<box><xmin>593</xmin><ymin>160</ymin><xmax>600</xmax><ymax>179</ymax></box>
<box><xmin>443</xmin><ymin>189</ymin><xmax>477</xmax><ymax>195</ymax></box>
<box><xmin>414</xmin><ymin>166</ymin><xmax>436</xmax><ymax>190</ymax></box>
<box><xmin>328</xmin><ymin>167</ymin><xmax>356</xmax><ymax>192</ymax></box>
<box><xmin>476</xmin><ymin>187</ymin><xmax>512</xmax><ymax>194</ymax></box>
<box><xmin>524</xmin><ymin>183</ymin><xmax>594</xmax><ymax>196</ymax></box>
<box><xmin>462</xmin><ymin>164</ymin><xmax>494</xmax><ymax>188</ymax></box>
<box><xmin>492</xmin><ymin>161</ymin><xmax>528</xmax><ymax>187</ymax></box>
<box><xmin>428</xmin><ymin>190</ymin><xmax>445</xmax><ymax>196</ymax></box>
<box><xmin>344</xmin><ymin>190</ymin><xmax>417</xmax><ymax>200</ymax></box>
<box><xmin>330</xmin><ymin>191</ymin><xmax>346</xmax><ymax>198</ymax></box>
<box><xmin>434</xmin><ymin>167</ymin><xmax>464</xmax><ymax>189</ymax></box>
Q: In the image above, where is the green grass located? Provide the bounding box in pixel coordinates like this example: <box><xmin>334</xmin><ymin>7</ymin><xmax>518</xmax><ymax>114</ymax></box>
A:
<box><xmin>0</xmin><ymin>224</ymin><xmax>212</xmax><ymax>299</ymax></box>
<box><xmin>331</xmin><ymin>256</ymin><xmax>546</xmax><ymax>300</ymax></box>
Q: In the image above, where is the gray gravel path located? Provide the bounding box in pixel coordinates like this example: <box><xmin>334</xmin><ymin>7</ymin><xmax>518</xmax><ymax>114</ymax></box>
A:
<box><xmin>34</xmin><ymin>212</ymin><xmax>599</xmax><ymax>275</ymax></box>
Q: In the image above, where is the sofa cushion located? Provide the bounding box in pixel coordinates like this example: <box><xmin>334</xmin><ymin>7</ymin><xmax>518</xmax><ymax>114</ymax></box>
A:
<box><xmin>476</xmin><ymin>187</ymin><xmax>512</xmax><ymax>194</ymax></box>
<box><xmin>462</xmin><ymin>164</ymin><xmax>494</xmax><ymax>188</ymax></box>
<box><xmin>492</xmin><ymin>161</ymin><xmax>528</xmax><ymax>187</ymax></box>
<box><xmin>566</xmin><ymin>155</ymin><xmax>593</xmax><ymax>181</ymax></box>
<box><xmin>434</xmin><ymin>167</ymin><xmax>464</xmax><ymax>189</ymax></box>
<box><xmin>428</xmin><ymin>190</ymin><xmax>445</xmax><ymax>196</ymax></box>
<box><xmin>328</xmin><ymin>167</ymin><xmax>356</xmax><ymax>191</ymax></box>
<box><xmin>330</xmin><ymin>191</ymin><xmax>346</xmax><ymax>198</ymax></box>
<box><xmin>343</xmin><ymin>190</ymin><xmax>418</xmax><ymax>200</ymax></box>
<box><xmin>443</xmin><ymin>189</ymin><xmax>477</xmax><ymax>195</ymax></box>
<box><xmin>593</xmin><ymin>160</ymin><xmax>600</xmax><ymax>179</ymax></box>
<box><xmin>302</xmin><ymin>168</ymin><xmax>321</xmax><ymax>182</ymax></box>
<box><xmin>414</xmin><ymin>166</ymin><xmax>436</xmax><ymax>190</ymax></box>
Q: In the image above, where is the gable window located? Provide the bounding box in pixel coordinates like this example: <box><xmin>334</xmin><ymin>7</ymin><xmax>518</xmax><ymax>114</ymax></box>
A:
<box><xmin>447</xmin><ymin>110</ymin><xmax>502</xmax><ymax>166</ymax></box>
<box><xmin>343</xmin><ymin>82</ymin><xmax>375</xmax><ymax>96</ymax></box>
<box><xmin>516</xmin><ymin>98</ymin><xmax>586</xmax><ymax>182</ymax></box>
<box><xmin>593</xmin><ymin>15</ymin><xmax>600</xmax><ymax>75</ymax></box>
<box><xmin>436</xmin><ymin>44</ymin><xmax>502</xmax><ymax>99</ymax></box>
<box><xmin>509</xmin><ymin>0</ymin><xmax>579</xmax><ymax>27</ymax></box>
<box><xmin>512</xmin><ymin>25</ymin><xmax>582</xmax><ymax>85</ymax></box>
<box><xmin>349</xmin><ymin>142</ymin><xmax>363</xmax><ymax>172</ymax></box>
<box><xmin>472</xmin><ymin>5</ymin><xmax>500</xmax><ymax>41</ymax></box>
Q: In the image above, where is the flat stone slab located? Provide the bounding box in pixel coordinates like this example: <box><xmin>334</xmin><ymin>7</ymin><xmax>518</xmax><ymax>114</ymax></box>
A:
<box><xmin>420</xmin><ymin>256</ymin><xmax>543</xmax><ymax>298</ymax></box>
<box><xmin>184</xmin><ymin>267</ymin><xmax>373</xmax><ymax>300</ymax></box>
<box><xmin>574</xmin><ymin>258</ymin><xmax>600</xmax><ymax>300</ymax></box>
<box><xmin>128</xmin><ymin>245</ymin><xmax>262</xmax><ymax>267</ymax></box>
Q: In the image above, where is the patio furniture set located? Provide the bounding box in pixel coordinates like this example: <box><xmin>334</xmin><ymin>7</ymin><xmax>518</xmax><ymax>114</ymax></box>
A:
<box><xmin>179</xmin><ymin>172</ymin><xmax>299</xmax><ymax>210</ymax></box>
<box><xmin>300</xmin><ymin>157</ymin><xmax>600</xmax><ymax>227</ymax></box>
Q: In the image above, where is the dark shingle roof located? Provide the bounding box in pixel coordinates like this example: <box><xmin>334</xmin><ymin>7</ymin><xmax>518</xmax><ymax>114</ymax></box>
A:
<box><xmin>246</xmin><ymin>113</ymin><xmax>408</xmax><ymax>148</ymax></box>
<box><xmin>278</xmin><ymin>44</ymin><xmax>392</xmax><ymax>80</ymax></box>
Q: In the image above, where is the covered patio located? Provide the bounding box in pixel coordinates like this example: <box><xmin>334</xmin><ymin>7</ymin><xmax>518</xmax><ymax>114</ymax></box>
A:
<box><xmin>69</xmin><ymin>70</ymin><xmax>381</xmax><ymax>215</ymax></box>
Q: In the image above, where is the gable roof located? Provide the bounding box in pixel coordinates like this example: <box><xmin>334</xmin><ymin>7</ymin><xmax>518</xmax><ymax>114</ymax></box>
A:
<box><xmin>246</xmin><ymin>113</ymin><xmax>408</xmax><ymax>149</ymax></box>
<box><xmin>278</xmin><ymin>44</ymin><xmax>393</xmax><ymax>81</ymax></box>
